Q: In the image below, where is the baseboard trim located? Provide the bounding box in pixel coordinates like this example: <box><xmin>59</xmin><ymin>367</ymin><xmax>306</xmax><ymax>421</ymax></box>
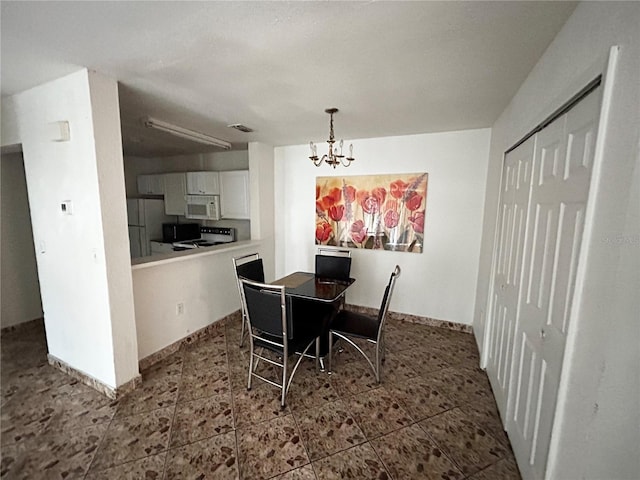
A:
<box><xmin>345</xmin><ymin>304</ymin><xmax>473</xmax><ymax>334</ymax></box>
<box><xmin>1</xmin><ymin>317</ymin><xmax>44</xmax><ymax>334</ymax></box>
<box><xmin>47</xmin><ymin>354</ymin><xmax>142</xmax><ymax>400</ymax></box>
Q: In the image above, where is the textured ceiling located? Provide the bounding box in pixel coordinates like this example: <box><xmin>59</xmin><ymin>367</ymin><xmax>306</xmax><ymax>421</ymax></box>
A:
<box><xmin>1</xmin><ymin>1</ymin><xmax>576</xmax><ymax>157</ymax></box>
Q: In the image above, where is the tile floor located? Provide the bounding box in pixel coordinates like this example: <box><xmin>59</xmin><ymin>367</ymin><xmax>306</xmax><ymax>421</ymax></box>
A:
<box><xmin>1</xmin><ymin>316</ymin><xmax>521</xmax><ymax>479</ymax></box>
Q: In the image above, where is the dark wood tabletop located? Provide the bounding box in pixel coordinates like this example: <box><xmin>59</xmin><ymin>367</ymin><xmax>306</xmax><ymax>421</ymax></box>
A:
<box><xmin>272</xmin><ymin>271</ymin><xmax>355</xmax><ymax>303</ymax></box>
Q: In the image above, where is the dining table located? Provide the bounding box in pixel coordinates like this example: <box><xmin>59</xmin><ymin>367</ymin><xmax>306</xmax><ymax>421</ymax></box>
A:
<box><xmin>272</xmin><ymin>271</ymin><xmax>355</xmax><ymax>303</ymax></box>
<box><xmin>272</xmin><ymin>271</ymin><xmax>355</xmax><ymax>369</ymax></box>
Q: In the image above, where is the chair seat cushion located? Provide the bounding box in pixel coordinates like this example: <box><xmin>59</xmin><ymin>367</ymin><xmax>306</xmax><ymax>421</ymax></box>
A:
<box><xmin>330</xmin><ymin>310</ymin><xmax>379</xmax><ymax>341</ymax></box>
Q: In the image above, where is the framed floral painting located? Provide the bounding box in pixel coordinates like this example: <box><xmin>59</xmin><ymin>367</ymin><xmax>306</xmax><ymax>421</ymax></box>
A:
<box><xmin>315</xmin><ymin>173</ymin><xmax>428</xmax><ymax>253</ymax></box>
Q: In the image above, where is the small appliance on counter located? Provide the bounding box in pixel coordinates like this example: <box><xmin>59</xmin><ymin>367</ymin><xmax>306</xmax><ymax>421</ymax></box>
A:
<box><xmin>172</xmin><ymin>227</ymin><xmax>236</xmax><ymax>251</ymax></box>
<box><xmin>162</xmin><ymin>223</ymin><xmax>201</xmax><ymax>243</ymax></box>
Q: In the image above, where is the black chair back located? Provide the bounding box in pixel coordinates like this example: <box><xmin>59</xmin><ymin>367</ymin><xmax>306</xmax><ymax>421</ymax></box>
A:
<box><xmin>236</xmin><ymin>258</ymin><xmax>265</xmax><ymax>283</ymax></box>
<box><xmin>315</xmin><ymin>255</ymin><xmax>352</xmax><ymax>281</ymax></box>
<box><xmin>376</xmin><ymin>265</ymin><xmax>401</xmax><ymax>329</ymax></box>
<box><xmin>241</xmin><ymin>279</ymin><xmax>293</xmax><ymax>339</ymax></box>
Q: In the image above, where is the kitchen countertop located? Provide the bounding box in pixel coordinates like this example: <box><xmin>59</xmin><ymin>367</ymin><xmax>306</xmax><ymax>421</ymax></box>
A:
<box><xmin>131</xmin><ymin>240</ymin><xmax>261</xmax><ymax>270</ymax></box>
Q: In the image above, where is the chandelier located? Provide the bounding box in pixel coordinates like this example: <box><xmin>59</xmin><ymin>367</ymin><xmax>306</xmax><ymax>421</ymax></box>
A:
<box><xmin>309</xmin><ymin>108</ymin><xmax>355</xmax><ymax>168</ymax></box>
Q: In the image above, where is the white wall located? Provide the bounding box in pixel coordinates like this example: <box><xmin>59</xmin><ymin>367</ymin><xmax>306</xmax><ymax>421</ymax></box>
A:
<box><xmin>275</xmin><ymin>129</ymin><xmax>491</xmax><ymax>325</ymax></box>
<box><xmin>1</xmin><ymin>152</ymin><xmax>43</xmax><ymax>328</ymax></box>
<box><xmin>1</xmin><ymin>96</ymin><xmax>20</xmax><ymax>147</ymax></box>
<box><xmin>11</xmin><ymin>69</ymin><xmax>139</xmax><ymax>389</ymax></box>
<box><xmin>133</xmin><ymin>244</ymin><xmax>263</xmax><ymax>359</ymax></box>
<box><xmin>473</xmin><ymin>3</ymin><xmax>640</xmax><ymax>478</ymax></box>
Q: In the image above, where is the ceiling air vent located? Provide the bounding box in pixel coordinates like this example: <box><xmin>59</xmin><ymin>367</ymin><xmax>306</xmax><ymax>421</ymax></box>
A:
<box><xmin>228</xmin><ymin>124</ymin><xmax>254</xmax><ymax>133</ymax></box>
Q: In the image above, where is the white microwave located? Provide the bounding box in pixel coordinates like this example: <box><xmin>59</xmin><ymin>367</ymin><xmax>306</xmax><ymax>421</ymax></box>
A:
<box><xmin>185</xmin><ymin>195</ymin><xmax>220</xmax><ymax>220</ymax></box>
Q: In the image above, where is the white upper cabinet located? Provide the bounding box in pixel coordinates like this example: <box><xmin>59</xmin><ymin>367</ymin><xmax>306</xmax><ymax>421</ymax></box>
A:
<box><xmin>137</xmin><ymin>174</ymin><xmax>165</xmax><ymax>195</ymax></box>
<box><xmin>220</xmin><ymin>170</ymin><xmax>250</xmax><ymax>219</ymax></box>
<box><xmin>163</xmin><ymin>173</ymin><xmax>187</xmax><ymax>216</ymax></box>
<box><xmin>186</xmin><ymin>171</ymin><xmax>220</xmax><ymax>195</ymax></box>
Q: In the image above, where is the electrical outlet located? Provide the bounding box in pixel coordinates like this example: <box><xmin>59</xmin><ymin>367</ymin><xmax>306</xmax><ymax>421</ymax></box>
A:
<box><xmin>176</xmin><ymin>302</ymin><xmax>185</xmax><ymax>315</ymax></box>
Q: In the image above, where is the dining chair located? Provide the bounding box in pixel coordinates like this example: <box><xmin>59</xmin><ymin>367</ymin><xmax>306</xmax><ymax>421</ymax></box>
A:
<box><xmin>239</xmin><ymin>277</ymin><xmax>323</xmax><ymax>407</ymax></box>
<box><xmin>328</xmin><ymin>265</ymin><xmax>401</xmax><ymax>383</ymax></box>
<box><xmin>232</xmin><ymin>253</ymin><xmax>265</xmax><ymax>347</ymax></box>
<box><xmin>315</xmin><ymin>248</ymin><xmax>352</xmax><ymax>314</ymax></box>
<box><xmin>315</xmin><ymin>248</ymin><xmax>352</xmax><ymax>281</ymax></box>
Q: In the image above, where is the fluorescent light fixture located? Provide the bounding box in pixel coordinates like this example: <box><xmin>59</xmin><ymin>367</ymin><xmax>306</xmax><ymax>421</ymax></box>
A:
<box><xmin>142</xmin><ymin>116</ymin><xmax>232</xmax><ymax>150</ymax></box>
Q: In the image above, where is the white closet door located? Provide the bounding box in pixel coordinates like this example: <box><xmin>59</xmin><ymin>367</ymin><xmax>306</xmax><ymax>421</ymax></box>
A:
<box><xmin>486</xmin><ymin>136</ymin><xmax>535</xmax><ymax>421</ymax></box>
<box><xmin>508</xmin><ymin>87</ymin><xmax>601</xmax><ymax>480</ymax></box>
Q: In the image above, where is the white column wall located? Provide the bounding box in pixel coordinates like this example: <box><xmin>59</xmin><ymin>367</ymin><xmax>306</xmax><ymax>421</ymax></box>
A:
<box><xmin>12</xmin><ymin>69</ymin><xmax>139</xmax><ymax>389</ymax></box>
<box><xmin>274</xmin><ymin>129</ymin><xmax>491</xmax><ymax>325</ymax></box>
<box><xmin>248</xmin><ymin>141</ymin><xmax>276</xmax><ymax>279</ymax></box>
<box><xmin>473</xmin><ymin>3</ymin><xmax>640</xmax><ymax>478</ymax></box>
<box><xmin>89</xmin><ymin>72</ymin><xmax>140</xmax><ymax>386</ymax></box>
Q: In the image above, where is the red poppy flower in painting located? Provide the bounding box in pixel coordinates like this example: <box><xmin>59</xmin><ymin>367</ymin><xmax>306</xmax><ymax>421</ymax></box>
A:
<box><xmin>350</xmin><ymin>220</ymin><xmax>368</xmax><ymax>243</ymax></box>
<box><xmin>316</xmin><ymin>185</ymin><xmax>320</xmax><ymax>200</ymax></box>
<box><xmin>390</xmin><ymin>179</ymin><xmax>408</xmax><ymax>199</ymax></box>
<box><xmin>408</xmin><ymin>212</ymin><xmax>425</xmax><ymax>233</ymax></box>
<box><xmin>328</xmin><ymin>205</ymin><xmax>345</xmax><ymax>222</ymax></box>
<box><xmin>360</xmin><ymin>194</ymin><xmax>379</xmax><ymax>214</ymax></box>
<box><xmin>321</xmin><ymin>187</ymin><xmax>342</xmax><ymax>210</ymax></box>
<box><xmin>384</xmin><ymin>209</ymin><xmax>400</xmax><ymax>229</ymax></box>
<box><xmin>316</xmin><ymin>222</ymin><xmax>333</xmax><ymax>242</ymax></box>
<box><xmin>343</xmin><ymin>185</ymin><xmax>356</xmax><ymax>203</ymax></box>
<box><xmin>372</xmin><ymin>187</ymin><xmax>386</xmax><ymax>205</ymax></box>
<box><xmin>405</xmin><ymin>191</ymin><xmax>422</xmax><ymax>211</ymax></box>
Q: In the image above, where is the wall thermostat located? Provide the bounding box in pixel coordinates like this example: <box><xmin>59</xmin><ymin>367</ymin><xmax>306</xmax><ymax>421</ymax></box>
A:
<box><xmin>61</xmin><ymin>200</ymin><xmax>73</xmax><ymax>215</ymax></box>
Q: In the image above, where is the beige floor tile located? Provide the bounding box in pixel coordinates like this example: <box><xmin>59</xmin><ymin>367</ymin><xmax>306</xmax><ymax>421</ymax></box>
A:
<box><xmin>371</xmin><ymin>423</ymin><xmax>463</xmax><ymax>480</ymax></box>
<box><xmin>1</xmin><ymin>315</ymin><xmax>520</xmax><ymax>480</ymax></box>
<box><xmin>345</xmin><ymin>386</ymin><xmax>413</xmax><ymax>439</ymax></box>
<box><xmin>169</xmin><ymin>390</ymin><xmax>234</xmax><ymax>448</ymax></box>
<box><xmin>294</xmin><ymin>399</ymin><xmax>366</xmax><ymax>461</ymax></box>
<box><xmin>84</xmin><ymin>452</ymin><xmax>166</xmax><ymax>479</ymax></box>
<box><xmin>164</xmin><ymin>430</ymin><xmax>239</xmax><ymax>479</ymax></box>
<box><xmin>237</xmin><ymin>414</ymin><xmax>309</xmax><ymax>479</ymax></box>
<box><xmin>311</xmin><ymin>443</ymin><xmax>389</xmax><ymax>479</ymax></box>
<box><xmin>419</xmin><ymin>407</ymin><xmax>508</xmax><ymax>476</ymax></box>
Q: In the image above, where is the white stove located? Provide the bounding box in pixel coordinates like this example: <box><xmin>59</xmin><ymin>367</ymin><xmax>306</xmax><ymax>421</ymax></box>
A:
<box><xmin>172</xmin><ymin>226</ymin><xmax>236</xmax><ymax>250</ymax></box>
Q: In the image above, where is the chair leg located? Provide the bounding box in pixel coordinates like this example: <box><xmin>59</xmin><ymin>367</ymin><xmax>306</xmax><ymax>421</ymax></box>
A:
<box><xmin>375</xmin><ymin>341</ymin><xmax>381</xmax><ymax>384</ymax></box>
<box><xmin>247</xmin><ymin>338</ymin><xmax>254</xmax><ymax>391</ymax></box>
<box><xmin>239</xmin><ymin>313</ymin><xmax>246</xmax><ymax>347</ymax></box>
<box><xmin>328</xmin><ymin>331</ymin><xmax>333</xmax><ymax>375</ymax></box>
<box><xmin>315</xmin><ymin>337</ymin><xmax>320</xmax><ymax>372</ymax></box>
<box><xmin>281</xmin><ymin>352</ymin><xmax>288</xmax><ymax>408</ymax></box>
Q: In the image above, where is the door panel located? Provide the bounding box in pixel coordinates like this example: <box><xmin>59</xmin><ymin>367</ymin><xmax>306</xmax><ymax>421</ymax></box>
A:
<box><xmin>507</xmin><ymin>87</ymin><xmax>601</xmax><ymax>480</ymax></box>
<box><xmin>486</xmin><ymin>136</ymin><xmax>535</xmax><ymax>419</ymax></box>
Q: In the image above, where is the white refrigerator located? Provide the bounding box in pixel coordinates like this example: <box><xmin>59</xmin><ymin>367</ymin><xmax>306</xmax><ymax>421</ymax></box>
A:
<box><xmin>127</xmin><ymin>198</ymin><xmax>172</xmax><ymax>258</ymax></box>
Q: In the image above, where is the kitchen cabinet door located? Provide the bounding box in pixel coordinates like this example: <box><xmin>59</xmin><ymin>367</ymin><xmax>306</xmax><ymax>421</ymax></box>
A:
<box><xmin>220</xmin><ymin>170</ymin><xmax>250</xmax><ymax>219</ymax></box>
<box><xmin>137</xmin><ymin>174</ymin><xmax>165</xmax><ymax>195</ymax></box>
<box><xmin>186</xmin><ymin>171</ymin><xmax>220</xmax><ymax>195</ymax></box>
<box><xmin>164</xmin><ymin>173</ymin><xmax>187</xmax><ymax>216</ymax></box>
